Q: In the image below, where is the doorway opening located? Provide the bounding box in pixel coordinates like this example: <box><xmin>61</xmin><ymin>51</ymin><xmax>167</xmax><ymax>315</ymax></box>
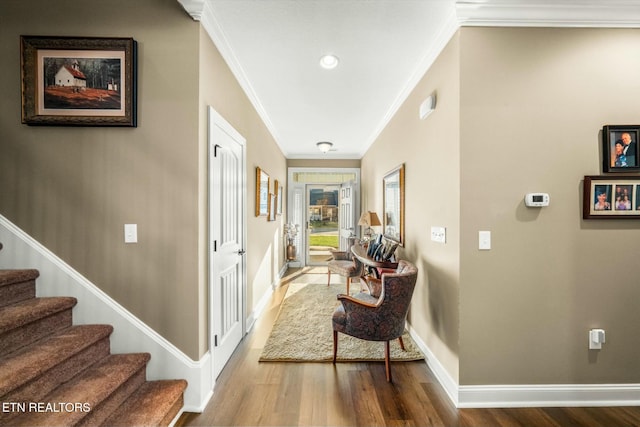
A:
<box><xmin>287</xmin><ymin>167</ymin><xmax>360</xmax><ymax>268</ymax></box>
<box><xmin>307</xmin><ymin>185</ymin><xmax>340</xmax><ymax>265</ymax></box>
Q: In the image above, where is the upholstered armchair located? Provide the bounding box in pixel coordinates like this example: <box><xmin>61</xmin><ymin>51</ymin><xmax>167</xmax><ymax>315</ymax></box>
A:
<box><xmin>326</xmin><ymin>237</ymin><xmax>363</xmax><ymax>295</ymax></box>
<box><xmin>332</xmin><ymin>259</ymin><xmax>418</xmax><ymax>382</ymax></box>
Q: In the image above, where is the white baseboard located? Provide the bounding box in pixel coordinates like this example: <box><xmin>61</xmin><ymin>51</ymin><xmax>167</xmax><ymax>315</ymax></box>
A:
<box><xmin>0</xmin><ymin>214</ymin><xmax>212</xmax><ymax>411</ymax></box>
<box><xmin>406</xmin><ymin>323</ymin><xmax>459</xmax><ymax>407</ymax></box>
<box><xmin>245</xmin><ymin>263</ymin><xmax>287</xmax><ymax>333</ymax></box>
<box><xmin>406</xmin><ymin>322</ymin><xmax>640</xmax><ymax>408</ymax></box>
<box><xmin>458</xmin><ymin>383</ymin><xmax>640</xmax><ymax>408</ymax></box>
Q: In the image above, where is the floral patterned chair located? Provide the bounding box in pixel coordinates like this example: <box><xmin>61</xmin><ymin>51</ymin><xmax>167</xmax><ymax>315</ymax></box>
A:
<box><xmin>326</xmin><ymin>237</ymin><xmax>363</xmax><ymax>295</ymax></box>
<box><xmin>332</xmin><ymin>259</ymin><xmax>418</xmax><ymax>382</ymax></box>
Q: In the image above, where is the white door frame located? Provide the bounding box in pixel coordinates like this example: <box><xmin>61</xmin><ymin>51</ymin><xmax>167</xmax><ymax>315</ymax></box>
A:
<box><xmin>208</xmin><ymin>106</ymin><xmax>247</xmax><ymax>383</ymax></box>
<box><xmin>287</xmin><ymin>167</ymin><xmax>360</xmax><ymax>267</ymax></box>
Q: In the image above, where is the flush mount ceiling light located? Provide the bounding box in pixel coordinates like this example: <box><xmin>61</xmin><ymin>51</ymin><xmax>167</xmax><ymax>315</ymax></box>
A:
<box><xmin>316</xmin><ymin>141</ymin><xmax>333</xmax><ymax>153</ymax></box>
<box><xmin>319</xmin><ymin>54</ymin><xmax>339</xmax><ymax>69</ymax></box>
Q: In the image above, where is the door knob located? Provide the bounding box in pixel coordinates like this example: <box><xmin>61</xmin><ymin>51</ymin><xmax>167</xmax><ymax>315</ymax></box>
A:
<box><xmin>237</xmin><ymin>249</ymin><xmax>246</xmax><ymax>255</ymax></box>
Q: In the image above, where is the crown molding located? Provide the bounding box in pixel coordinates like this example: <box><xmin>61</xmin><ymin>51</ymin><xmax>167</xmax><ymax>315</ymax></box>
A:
<box><xmin>456</xmin><ymin>1</ymin><xmax>640</xmax><ymax>28</ymax></box>
<box><xmin>177</xmin><ymin>0</ymin><xmax>288</xmax><ymax>156</ymax></box>
<box><xmin>176</xmin><ymin>0</ymin><xmax>205</xmax><ymax>20</ymax></box>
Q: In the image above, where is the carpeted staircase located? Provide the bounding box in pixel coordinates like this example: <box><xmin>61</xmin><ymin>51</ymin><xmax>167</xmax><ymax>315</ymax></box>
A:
<box><xmin>0</xmin><ymin>268</ymin><xmax>187</xmax><ymax>426</ymax></box>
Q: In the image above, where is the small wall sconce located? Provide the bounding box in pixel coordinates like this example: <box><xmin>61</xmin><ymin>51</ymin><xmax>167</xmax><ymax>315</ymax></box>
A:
<box><xmin>419</xmin><ymin>93</ymin><xmax>437</xmax><ymax>120</ymax></box>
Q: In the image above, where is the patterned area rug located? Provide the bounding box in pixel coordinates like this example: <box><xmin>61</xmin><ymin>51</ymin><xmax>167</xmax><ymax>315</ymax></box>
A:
<box><xmin>259</xmin><ymin>275</ymin><xmax>424</xmax><ymax>362</ymax></box>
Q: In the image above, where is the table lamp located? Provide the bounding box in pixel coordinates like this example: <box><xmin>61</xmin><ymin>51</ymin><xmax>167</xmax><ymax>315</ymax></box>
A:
<box><xmin>358</xmin><ymin>211</ymin><xmax>381</xmax><ymax>241</ymax></box>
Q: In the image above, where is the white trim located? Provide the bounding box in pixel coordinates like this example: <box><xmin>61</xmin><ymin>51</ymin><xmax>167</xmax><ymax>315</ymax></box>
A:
<box><xmin>245</xmin><ymin>262</ymin><xmax>288</xmax><ymax>333</ymax></box>
<box><xmin>406</xmin><ymin>323</ymin><xmax>459</xmax><ymax>408</ymax></box>
<box><xmin>456</xmin><ymin>1</ymin><xmax>640</xmax><ymax>28</ymax></box>
<box><xmin>406</xmin><ymin>322</ymin><xmax>640</xmax><ymax>408</ymax></box>
<box><xmin>458</xmin><ymin>383</ymin><xmax>640</xmax><ymax>408</ymax></box>
<box><xmin>360</xmin><ymin>7</ymin><xmax>460</xmax><ymax>157</ymax></box>
<box><xmin>197</xmin><ymin>3</ymin><xmax>286</xmax><ymax>157</ymax></box>
<box><xmin>0</xmin><ymin>214</ymin><xmax>212</xmax><ymax>412</ymax></box>
<box><xmin>246</xmin><ymin>284</ymin><xmax>273</xmax><ymax>334</ymax></box>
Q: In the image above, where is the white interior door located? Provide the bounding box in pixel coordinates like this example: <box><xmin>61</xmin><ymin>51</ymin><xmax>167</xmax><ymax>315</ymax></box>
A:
<box><xmin>208</xmin><ymin>107</ymin><xmax>246</xmax><ymax>381</ymax></box>
<box><xmin>339</xmin><ymin>181</ymin><xmax>356</xmax><ymax>250</ymax></box>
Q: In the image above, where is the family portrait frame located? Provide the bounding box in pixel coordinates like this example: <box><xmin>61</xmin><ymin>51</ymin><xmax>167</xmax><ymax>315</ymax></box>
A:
<box><xmin>583</xmin><ymin>175</ymin><xmax>640</xmax><ymax>219</ymax></box>
<box><xmin>21</xmin><ymin>35</ymin><xmax>137</xmax><ymax>127</ymax></box>
<box><xmin>602</xmin><ymin>125</ymin><xmax>640</xmax><ymax>173</ymax></box>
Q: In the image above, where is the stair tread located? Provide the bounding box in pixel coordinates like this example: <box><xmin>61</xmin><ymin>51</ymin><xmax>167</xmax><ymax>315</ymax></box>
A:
<box><xmin>103</xmin><ymin>379</ymin><xmax>188</xmax><ymax>427</ymax></box>
<box><xmin>12</xmin><ymin>353</ymin><xmax>151</xmax><ymax>426</ymax></box>
<box><xmin>0</xmin><ymin>324</ymin><xmax>114</xmax><ymax>397</ymax></box>
<box><xmin>0</xmin><ymin>297</ymin><xmax>77</xmax><ymax>333</ymax></box>
<box><xmin>0</xmin><ymin>269</ymin><xmax>39</xmax><ymax>287</ymax></box>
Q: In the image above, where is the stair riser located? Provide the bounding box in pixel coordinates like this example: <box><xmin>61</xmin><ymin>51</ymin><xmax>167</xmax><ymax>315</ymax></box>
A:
<box><xmin>0</xmin><ymin>280</ymin><xmax>36</xmax><ymax>308</ymax></box>
<box><xmin>0</xmin><ymin>338</ymin><xmax>111</xmax><ymax>413</ymax></box>
<box><xmin>161</xmin><ymin>395</ymin><xmax>185</xmax><ymax>426</ymax></box>
<box><xmin>0</xmin><ymin>310</ymin><xmax>73</xmax><ymax>357</ymax></box>
<box><xmin>76</xmin><ymin>367</ymin><xmax>147</xmax><ymax>427</ymax></box>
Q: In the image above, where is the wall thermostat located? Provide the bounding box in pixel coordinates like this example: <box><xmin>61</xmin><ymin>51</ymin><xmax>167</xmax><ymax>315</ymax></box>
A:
<box><xmin>525</xmin><ymin>193</ymin><xmax>550</xmax><ymax>207</ymax></box>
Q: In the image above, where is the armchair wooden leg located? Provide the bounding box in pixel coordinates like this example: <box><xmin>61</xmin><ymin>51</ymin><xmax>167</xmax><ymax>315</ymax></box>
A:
<box><xmin>346</xmin><ymin>277</ymin><xmax>350</xmax><ymax>295</ymax></box>
<box><xmin>327</xmin><ymin>270</ymin><xmax>331</xmax><ymax>286</ymax></box>
<box><xmin>333</xmin><ymin>330</ymin><xmax>338</xmax><ymax>363</ymax></box>
<box><xmin>398</xmin><ymin>336</ymin><xmax>405</xmax><ymax>351</ymax></box>
<box><xmin>385</xmin><ymin>340</ymin><xmax>392</xmax><ymax>382</ymax></box>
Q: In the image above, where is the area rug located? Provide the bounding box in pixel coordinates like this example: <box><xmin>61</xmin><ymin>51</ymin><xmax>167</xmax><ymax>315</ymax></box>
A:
<box><xmin>259</xmin><ymin>277</ymin><xmax>424</xmax><ymax>362</ymax></box>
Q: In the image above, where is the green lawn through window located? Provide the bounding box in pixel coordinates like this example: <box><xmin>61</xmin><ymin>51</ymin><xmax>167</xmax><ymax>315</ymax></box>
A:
<box><xmin>309</xmin><ymin>235</ymin><xmax>339</xmax><ymax>248</ymax></box>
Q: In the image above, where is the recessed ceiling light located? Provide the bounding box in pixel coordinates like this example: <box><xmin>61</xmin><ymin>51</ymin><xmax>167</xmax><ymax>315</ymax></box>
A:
<box><xmin>319</xmin><ymin>54</ymin><xmax>339</xmax><ymax>70</ymax></box>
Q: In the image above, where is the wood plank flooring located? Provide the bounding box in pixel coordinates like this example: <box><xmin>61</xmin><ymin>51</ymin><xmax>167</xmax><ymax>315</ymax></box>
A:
<box><xmin>177</xmin><ymin>269</ymin><xmax>640</xmax><ymax>427</ymax></box>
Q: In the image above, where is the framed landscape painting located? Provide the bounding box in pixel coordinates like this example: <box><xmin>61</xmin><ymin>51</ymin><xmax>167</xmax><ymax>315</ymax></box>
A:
<box><xmin>21</xmin><ymin>36</ymin><xmax>137</xmax><ymax>126</ymax></box>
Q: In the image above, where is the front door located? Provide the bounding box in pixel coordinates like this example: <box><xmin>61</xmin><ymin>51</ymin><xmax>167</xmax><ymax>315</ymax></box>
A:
<box><xmin>306</xmin><ymin>184</ymin><xmax>340</xmax><ymax>265</ymax></box>
<box><xmin>208</xmin><ymin>107</ymin><xmax>246</xmax><ymax>381</ymax></box>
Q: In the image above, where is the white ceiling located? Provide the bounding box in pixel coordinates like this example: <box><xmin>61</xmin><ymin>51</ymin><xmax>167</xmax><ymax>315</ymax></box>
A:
<box><xmin>177</xmin><ymin>0</ymin><xmax>640</xmax><ymax>159</ymax></box>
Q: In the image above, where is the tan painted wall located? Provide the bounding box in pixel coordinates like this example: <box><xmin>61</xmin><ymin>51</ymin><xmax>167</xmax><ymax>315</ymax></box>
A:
<box><xmin>459</xmin><ymin>27</ymin><xmax>640</xmax><ymax>385</ymax></box>
<box><xmin>361</xmin><ymin>33</ymin><xmax>461</xmax><ymax>382</ymax></box>
<box><xmin>365</xmin><ymin>26</ymin><xmax>640</xmax><ymax>387</ymax></box>
<box><xmin>0</xmin><ymin>0</ymin><xmax>287</xmax><ymax>360</ymax></box>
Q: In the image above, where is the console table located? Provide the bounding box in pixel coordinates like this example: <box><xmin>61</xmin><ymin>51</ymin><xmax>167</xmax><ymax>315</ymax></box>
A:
<box><xmin>351</xmin><ymin>244</ymin><xmax>398</xmax><ymax>279</ymax></box>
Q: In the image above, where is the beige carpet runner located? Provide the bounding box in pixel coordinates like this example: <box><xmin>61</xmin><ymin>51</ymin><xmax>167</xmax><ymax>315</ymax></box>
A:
<box><xmin>259</xmin><ymin>275</ymin><xmax>424</xmax><ymax>362</ymax></box>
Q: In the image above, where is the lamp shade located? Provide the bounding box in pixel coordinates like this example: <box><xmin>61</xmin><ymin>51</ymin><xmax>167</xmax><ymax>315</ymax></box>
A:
<box><xmin>358</xmin><ymin>211</ymin><xmax>381</xmax><ymax>227</ymax></box>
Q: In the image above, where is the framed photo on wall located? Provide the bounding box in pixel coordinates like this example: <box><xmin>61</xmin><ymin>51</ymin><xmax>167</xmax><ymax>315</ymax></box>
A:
<box><xmin>256</xmin><ymin>167</ymin><xmax>270</xmax><ymax>216</ymax></box>
<box><xmin>21</xmin><ymin>36</ymin><xmax>137</xmax><ymax>126</ymax></box>
<box><xmin>602</xmin><ymin>125</ymin><xmax>640</xmax><ymax>172</ymax></box>
<box><xmin>383</xmin><ymin>163</ymin><xmax>405</xmax><ymax>246</ymax></box>
<box><xmin>583</xmin><ymin>175</ymin><xmax>640</xmax><ymax>219</ymax></box>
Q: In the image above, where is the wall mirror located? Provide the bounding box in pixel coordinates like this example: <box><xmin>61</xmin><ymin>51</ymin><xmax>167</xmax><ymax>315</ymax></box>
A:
<box><xmin>383</xmin><ymin>163</ymin><xmax>405</xmax><ymax>246</ymax></box>
<box><xmin>256</xmin><ymin>167</ymin><xmax>270</xmax><ymax>216</ymax></box>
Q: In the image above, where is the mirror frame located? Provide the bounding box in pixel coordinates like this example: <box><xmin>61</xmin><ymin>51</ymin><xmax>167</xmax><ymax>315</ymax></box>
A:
<box><xmin>382</xmin><ymin>163</ymin><xmax>405</xmax><ymax>246</ymax></box>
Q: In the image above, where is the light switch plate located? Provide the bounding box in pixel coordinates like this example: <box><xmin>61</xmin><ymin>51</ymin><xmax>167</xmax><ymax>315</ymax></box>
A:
<box><xmin>479</xmin><ymin>231</ymin><xmax>491</xmax><ymax>250</ymax></box>
<box><xmin>124</xmin><ymin>224</ymin><xmax>137</xmax><ymax>243</ymax></box>
<box><xmin>431</xmin><ymin>226</ymin><xmax>446</xmax><ymax>243</ymax></box>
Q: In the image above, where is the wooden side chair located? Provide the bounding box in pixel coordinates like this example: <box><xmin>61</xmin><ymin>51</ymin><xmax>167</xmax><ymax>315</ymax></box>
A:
<box><xmin>326</xmin><ymin>237</ymin><xmax>363</xmax><ymax>295</ymax></box>
<box><xmin>331</xmin><ymin>259</ymin><xmax>418</xmax><ymax>382</ymax></box>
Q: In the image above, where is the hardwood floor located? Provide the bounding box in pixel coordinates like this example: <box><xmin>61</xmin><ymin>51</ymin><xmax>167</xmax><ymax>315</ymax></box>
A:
<box><xmin>177</xmin><ymin>269</ymin><xmax>640</xmax><ymax>427</ymax></box>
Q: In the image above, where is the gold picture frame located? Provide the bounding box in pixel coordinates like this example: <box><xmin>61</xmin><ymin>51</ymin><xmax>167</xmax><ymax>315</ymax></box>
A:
<box><xmin>383</xmin><ymin>163</ymin><xmax>405</xmax><ymax>246</ymax></box>
<box><xmin>21</xmin><ymin>35</ymin><xmax>137</xmax><ymax>126</ymax></box>
<box><xmin>256</xmin><ymin>167</ymin><xmax>270</xmax><ymax>217</ymax></box>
